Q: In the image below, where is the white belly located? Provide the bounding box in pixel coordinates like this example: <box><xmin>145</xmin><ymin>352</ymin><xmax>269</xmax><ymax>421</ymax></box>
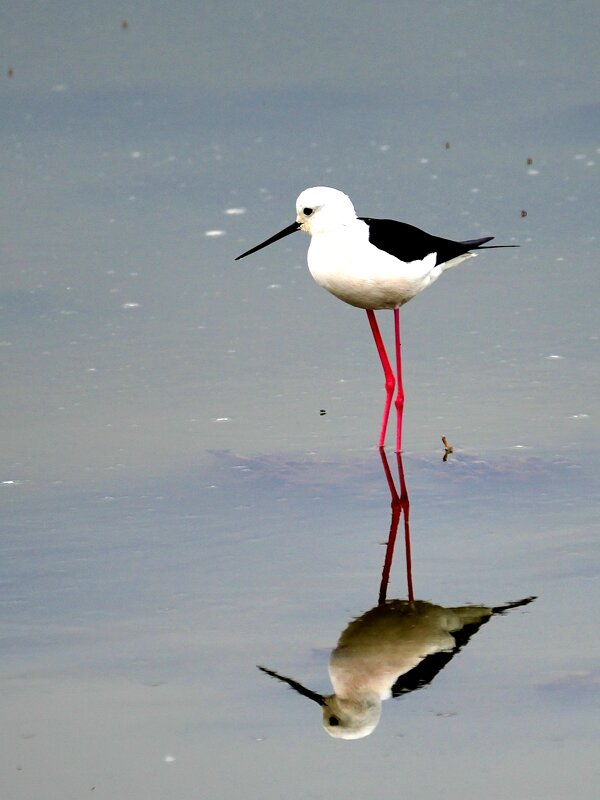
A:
<box><xmin>307</xmin><ymin>227</ymin><xmax>462</xmax><ymax>311</ymax></box>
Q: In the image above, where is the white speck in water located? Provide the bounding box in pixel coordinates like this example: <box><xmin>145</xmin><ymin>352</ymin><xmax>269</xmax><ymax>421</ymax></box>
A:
<box><xmin>544</xmin><ymin>354</ymin><xmax>564</xmax><ymax>360</ymax></box>
<box><xmin>163</xmin><ymin>755</ymin><xmax>176</xmax><ymax>763</ymax></box>
<box><xmin>205</xmin><ymin>230</ymin><xmax>226</xmax><ymax>237</ymax></box>
<box><xmin>130</xmin><ymin>151</ymin><xmax>142</xmax><ymax>159</ymax></box>
<box><xmin>224</xmin><ymin>207</ymin><xmax>246</xmax><ymax>215</ymax></box>
<box><xmin>419</xmin><ymin>157</ymin><xmax>429</xmax><ymax>164</ymax></box>
<box><xmin>215</xmin><ymin>417</ymin><xmax>230</xmax><ymax>422</ymax></box>
<box><xmin>267</xmin><ymin>284</ymin><xmax>282</xmax><ymax>289</ymax></box>
<box><xmin>527</xmin><ymin>168</ymin><xmax>540</xmax><ymax>175</ymax></box>
<box><xmin>574</xmin><ymin>154</ymin><xmax>586</xmax><ymax>160</ymax></box>
<box><xmin>122</xmin><ymin>302</ymin><xmax>140</xmax><ymax>309</ymax></box>
<box><xmin>51</xmin><ymin>83</ymin><xmax>69</xmax><ymax>93</ymax></box>
<box><xmin>379</xmin><ymin>144</ymin><xmax>390</xmax><ymax>152</ymax></box>
<box><xmin>570</xmin><ymin>414</ymin><xmax>589</xmax><ymax>420</ymax></box>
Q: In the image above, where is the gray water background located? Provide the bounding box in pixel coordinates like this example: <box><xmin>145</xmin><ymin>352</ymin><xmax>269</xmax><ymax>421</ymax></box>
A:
<box><xmin>1</xmin><ymin>2</ymin><xmax>599</xmax><ymax>798</ymax></box>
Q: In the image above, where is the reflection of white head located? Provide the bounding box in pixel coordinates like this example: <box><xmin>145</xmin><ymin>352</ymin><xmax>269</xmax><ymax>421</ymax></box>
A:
<box><xmin>322</xmin><ymin>695</ymin><xmax>382</xmax><ymax>740</ymax></box>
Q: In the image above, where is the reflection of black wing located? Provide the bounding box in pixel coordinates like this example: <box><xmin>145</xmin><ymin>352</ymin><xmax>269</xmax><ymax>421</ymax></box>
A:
<box><xmin>391</xmin><ymin>597</ymin><xmax>535</xmax><ymax>698</ymax></box>
<box><xmin>391</xmin><ymin>618</ymin><xmax>491</xmax><ymax>697</ymax></box>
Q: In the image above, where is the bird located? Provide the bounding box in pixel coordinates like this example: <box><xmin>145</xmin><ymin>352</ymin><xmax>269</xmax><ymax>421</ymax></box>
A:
<box><xmin>259</xmin><ymin>596</ymin><xmax>535</xmax><ymax>739</ymax></box>
<box><xmin>236</xmin><ymin>186</ymin><xmax>517</xmax><ymax>452</ymax></box>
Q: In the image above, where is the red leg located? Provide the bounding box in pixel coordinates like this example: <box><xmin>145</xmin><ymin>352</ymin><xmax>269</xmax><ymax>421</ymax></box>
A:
<box><xmin>366</xmin><ymin>310</ymin><xmax>395</xmax><ymax>448</ymax></box>
<box><xmin>394</xmin><ymin>308</ymin><xmax>405</xmax><ymax>453</ymax></box>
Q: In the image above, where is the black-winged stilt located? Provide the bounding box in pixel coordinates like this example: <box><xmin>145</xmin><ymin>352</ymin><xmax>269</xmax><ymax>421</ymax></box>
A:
<box><xmin>236</xmin><ymin>186</ymin><xmax>516</xmax><ymax>451</ymax></box>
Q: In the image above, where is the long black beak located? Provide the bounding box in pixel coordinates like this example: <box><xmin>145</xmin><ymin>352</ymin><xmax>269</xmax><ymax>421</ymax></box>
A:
<box><xmin>235</xmin><ymin>221</ymin><xmax>300</xmax><ymax>260</ymax></box>
<box><xmin>258</xmin><ymin>665</ymin><xmax>326</xmax><ymax>706</ymax></box>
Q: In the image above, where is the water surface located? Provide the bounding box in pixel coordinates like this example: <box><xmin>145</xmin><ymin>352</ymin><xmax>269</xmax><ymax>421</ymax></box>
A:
<box><xmin>1</xmin><ymin>2</ymin><xmax>598</xmax><ymax>798</ymax></box>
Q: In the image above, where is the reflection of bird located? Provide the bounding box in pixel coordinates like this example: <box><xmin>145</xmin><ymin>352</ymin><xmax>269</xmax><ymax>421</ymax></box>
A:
<box><xmin>259</xmin><ymin>596</ymin><xmax>534</xmax><ymax>739</ymax></box>
<box><xmin>236</xmin><ymin>186</ymin><xmax>516</xmax><ymax>451</ymax></box>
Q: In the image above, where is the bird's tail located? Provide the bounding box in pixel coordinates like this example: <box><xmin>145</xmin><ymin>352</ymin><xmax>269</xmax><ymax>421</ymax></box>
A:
<box><xmin>462</xmin><ymin>236</ymin><xmax>519</xmax><ymax>251</ymax></box>
<box><xmin>477</xmin><ymin>244</ymin><xmax>520</xmax><ymax>249</ymax></box>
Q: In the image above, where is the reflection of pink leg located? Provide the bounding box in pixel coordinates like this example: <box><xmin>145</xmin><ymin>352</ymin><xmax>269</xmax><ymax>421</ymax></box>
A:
<box><xmin>396</xmin><ymin>452</ymin><xmax>413</xmax><ymax>602</ymax></box>
<box><xmin>394</xmin><ymin>309</ymin><xmax>405</xmax><ymax>453</ymax></box>
<box><xmin>378</xmin><ymin>447</ymin><xmax>401</xmax><ymax>606</ymax></box>
<box><xmin>366</xmin><ymin>310</ymin><xmax>395</xmax><ymax>449</ymax></box>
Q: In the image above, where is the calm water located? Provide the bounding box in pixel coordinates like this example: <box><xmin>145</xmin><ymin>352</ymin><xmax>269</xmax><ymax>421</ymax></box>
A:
<box><xmin>1</xmin><ymin>2</ymin><xmax>599</xmax><ymax>798</ymax></box>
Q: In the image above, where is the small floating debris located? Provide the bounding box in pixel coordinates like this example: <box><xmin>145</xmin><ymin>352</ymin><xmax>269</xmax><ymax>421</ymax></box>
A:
<box><xmin>544</xmin><ymin>354</ymin><xmax>565</xmax><ymax>360</ymax></box>
<box><xmin>205</xmin><ymin>229</ymin><xmax>226</xmax><ymax>237</ymax></box>
<box><xmin>319</xmin><ymin>409</ymin><xmax>327</xmax><ymax>416</ymax></box>
<box><xmin>224</xmin><ymin>207</ymin><xmax>246</xmax><ymax>215</ymax></box>
<box><xmin>441</xmin><ymin>435</ymin><xmax>454</xmax><ymax>462</ymax></box>
<box><xmin>121</xmin><ymin>302</ymin><xmax>140</xmax><ymax>309</ymax></box>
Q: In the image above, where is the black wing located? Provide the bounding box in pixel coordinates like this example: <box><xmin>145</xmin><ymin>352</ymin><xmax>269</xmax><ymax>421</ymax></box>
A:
<box><xmin>360</xmin><ymin>217</ymin><xmax>509</xmax><ymax>267</ymax></box>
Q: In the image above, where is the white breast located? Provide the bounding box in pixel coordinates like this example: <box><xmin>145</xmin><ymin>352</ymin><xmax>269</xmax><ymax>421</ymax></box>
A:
<box><xmin>306</xmin><ymin>220</ymin><xmax>443</xmax><ymax>311</ymax></box>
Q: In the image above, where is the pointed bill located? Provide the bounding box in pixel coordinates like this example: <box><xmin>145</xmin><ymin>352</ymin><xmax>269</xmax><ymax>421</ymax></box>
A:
<box><xmin>235</xmin><ymin>222</ymin><xmax>300</xmax><ymax>260</ymax></box>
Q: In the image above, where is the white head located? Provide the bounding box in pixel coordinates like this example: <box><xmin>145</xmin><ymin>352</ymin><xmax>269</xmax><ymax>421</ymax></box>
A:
<box><xmin>295</xmin><ymin>187</ymin><xmax>358</xmax><ymax>235</ymax></box>
<box><xmin>235</xmin><ymin>186</ymin><xmax>357</xmax><ymax>261</ymax></box>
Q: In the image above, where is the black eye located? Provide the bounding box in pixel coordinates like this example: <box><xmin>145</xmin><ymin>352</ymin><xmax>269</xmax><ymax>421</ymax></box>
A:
<box><xmin>303</xmin><ymin>207</ymin><xmax>313</xmax><ymax>216</ymax></box>
<box><xmin>328</xmin><ymin>716</ymin><xmax>340</xmax><ymax>726</ymax></box>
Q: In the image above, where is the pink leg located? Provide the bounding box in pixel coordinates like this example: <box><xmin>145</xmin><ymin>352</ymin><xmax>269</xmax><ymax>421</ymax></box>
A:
<box><xmin>394</xmin><ymin>308</ymin><xmax>405</xmax><ymax>453</ymax></box>
<box><xmin>366</xmin><ymin>310</ymin><xmax>395</xmax><ymax>448</ymax></box>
